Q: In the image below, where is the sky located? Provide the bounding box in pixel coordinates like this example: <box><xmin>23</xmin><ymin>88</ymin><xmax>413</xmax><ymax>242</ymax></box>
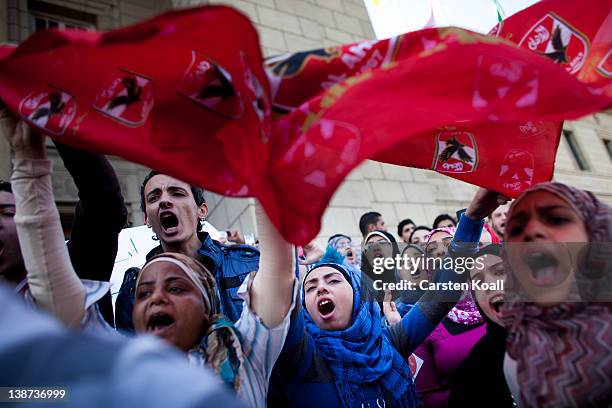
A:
<box><xmin>363</xmin><ymin>0</ymin><xmax>542</xmax><ymax>38</ymax></box>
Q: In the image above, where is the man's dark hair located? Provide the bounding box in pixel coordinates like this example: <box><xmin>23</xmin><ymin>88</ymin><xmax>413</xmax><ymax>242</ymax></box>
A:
<box><xmin>359</xmin><ymin>211</ymin><xmax>381</xmax><ymax>237</ymax></box>
<box><xmin>432</xmin><ymin>213</ymin><xmax>456</xmax><ymax>229</ymax></box>
<box><xmin>408</xmin><ymin>225</ymin><xmax>432</xmax><ymax>243</ymax></box>
<box><xmin>397</xmin><ymin>218</ymin><xmax>415</xmax><ymax>237</ymax></box>
<box><xmin>0</xmin><ymin>180</ymin><xmax>12</xmax><ymax>194</ymax></box>
<box><xmin>140</xmin><ymin>171</ymin><xmax>205</xmax><ymax>212</ymax></box>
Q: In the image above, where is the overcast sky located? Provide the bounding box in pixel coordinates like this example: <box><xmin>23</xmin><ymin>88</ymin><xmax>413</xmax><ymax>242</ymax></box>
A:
<box><xmin>363</xmin><ymin>0</ymin><xmax>541</xmax><ymax>38</ymax></box>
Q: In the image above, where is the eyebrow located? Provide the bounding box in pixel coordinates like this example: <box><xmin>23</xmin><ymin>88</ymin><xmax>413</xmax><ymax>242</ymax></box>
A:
<box><xmin>146</xmin><ymin>188</ymin><xmax>161</xmax><ymax>199</ymax></box>
<box><xmin>511</xmin><ymin>205</ymin><xmax>571</xmax><ymax>221</ymax></box>
<box><xmin>537</xmin><ymin>205</ymin><xmax>571</xmax><ymax>212</ymax></box>
<box><xmin>305</xmin><ymin>271</ymin><xmax>343</xmax><ymax>287</ymax></box>
<box><xmin>167</xmin><ymin>186</ymin><xmax>188</xmax><ymax>192</ymax></box>
<box><xmin>137</xmin><ymin>276</ymin><xmax>189</xmax><ymax>288</ymax></box>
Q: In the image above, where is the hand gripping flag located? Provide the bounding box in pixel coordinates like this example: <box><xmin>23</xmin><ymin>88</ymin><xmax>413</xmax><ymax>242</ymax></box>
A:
<box><xmin>0</xmin><ymin>2</ymin><xmax>610</xmax><ymax>244</ymax></box>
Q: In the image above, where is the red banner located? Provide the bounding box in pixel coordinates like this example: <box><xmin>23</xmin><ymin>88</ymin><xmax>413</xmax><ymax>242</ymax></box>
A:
<box><xmin>0</xmin><ymin>2</ymin><xmax>609</xmax><ymax>244</ymax></box>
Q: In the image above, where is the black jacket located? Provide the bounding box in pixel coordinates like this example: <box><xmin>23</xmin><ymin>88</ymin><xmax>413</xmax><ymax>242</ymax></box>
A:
<box><xmin>56</xmin><ymin>141</ymin><xmax>127</xmax><ymax>327</ymax></box>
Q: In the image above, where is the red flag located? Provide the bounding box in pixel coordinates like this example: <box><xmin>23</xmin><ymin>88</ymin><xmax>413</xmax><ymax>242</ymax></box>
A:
<box><xmin>489</xmin><ymin>0</ymin><xmax>611</xmax><ymax>93</ymax></box>
<box><xmin>0</xmin><ymin>3</ymin><xmax>609</xmax><ymax>244</ymax></box>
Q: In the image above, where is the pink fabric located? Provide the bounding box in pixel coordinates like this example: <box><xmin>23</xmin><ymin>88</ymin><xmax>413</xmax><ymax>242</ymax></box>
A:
<box><xmin>445</xmin><ymin>292</ymin><xmax>483</xmax><ymax>325</ymax></box>
<box><xmin>414</xmin><ymin>323</ymin><xmax>486</xmax><ymax>408</ymax></box>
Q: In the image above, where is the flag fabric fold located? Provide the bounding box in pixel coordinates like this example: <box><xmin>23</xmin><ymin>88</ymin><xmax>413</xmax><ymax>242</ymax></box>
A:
<box><xmin>0</xmin><ymin>0</ymin><xmax>609</xmax><ymax>244</ymax></box>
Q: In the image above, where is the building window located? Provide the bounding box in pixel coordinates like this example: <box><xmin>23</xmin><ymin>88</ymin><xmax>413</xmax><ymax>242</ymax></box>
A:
<box><xmin>604</xmin><ymin>139</ymin><xmax>612</xmax><ymax>161</ymax></box>
<box><xmin>31</xmin><ymin>14</ymin><xmax>94</xmax><ymax>31</ymax></box>
<box><xmin>563</xmin><ymin>130</ymin><xmax>590</xmax><ymax>171</ymax></box>
<box><xmin>28</xmin><ymin>0</ymin><xmax>96</xmax><ymax>34</ymax></box>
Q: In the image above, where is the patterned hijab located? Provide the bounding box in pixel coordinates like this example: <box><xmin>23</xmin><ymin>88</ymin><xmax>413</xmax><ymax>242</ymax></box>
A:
<box><xmin>302</xmin><ymin>263</ymin><xmax>419</xmax><ymax>408</ymax></box>
<box><xmin>501</xmin><ymin>182</ymin><xmax>612</xmax><ymax>407</ymax></box>
<box><xmin>425</xmin><ymin>227</ymin><xmax>483</xmax><ymax>325</ymax></box>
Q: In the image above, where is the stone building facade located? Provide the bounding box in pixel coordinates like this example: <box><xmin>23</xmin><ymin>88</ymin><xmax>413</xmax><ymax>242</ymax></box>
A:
<box><xmin>1</xmin><ymin>0</ymin><xmax>610</xmax><ymax>244</ymax></box>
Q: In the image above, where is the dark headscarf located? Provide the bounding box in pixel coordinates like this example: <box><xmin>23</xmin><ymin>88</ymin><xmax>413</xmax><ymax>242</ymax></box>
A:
<box><xmin>501</xmin><ymin>182</ymin><xmax>612</xmax><ymax>407</ymax></box>
<box><xmin>448</xmin><ymin>244</ymin><xmax>513</xmax><ymax>407</ymax></box>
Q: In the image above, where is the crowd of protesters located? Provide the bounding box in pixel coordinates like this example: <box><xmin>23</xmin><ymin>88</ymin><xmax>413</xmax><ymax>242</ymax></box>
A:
<box><xmin>1</xmin><ymin>106</ymin><xmax>611</xmax><ymax>408</ymax></box>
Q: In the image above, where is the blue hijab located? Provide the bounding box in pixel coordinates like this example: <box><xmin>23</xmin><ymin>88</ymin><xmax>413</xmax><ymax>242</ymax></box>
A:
<box><xmin>302</xmin><ymin>263</ymin><xmax>419</xmax><ymax>408</ymax></box>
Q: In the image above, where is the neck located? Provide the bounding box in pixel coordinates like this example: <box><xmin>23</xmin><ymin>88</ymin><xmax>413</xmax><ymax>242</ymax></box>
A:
<box><xmin>161</xmin><ymin>234</ymin><xmax>201</xmax><ymax>257</ymax></box>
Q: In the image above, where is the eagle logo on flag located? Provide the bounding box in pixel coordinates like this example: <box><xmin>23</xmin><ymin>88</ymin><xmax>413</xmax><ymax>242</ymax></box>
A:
<box><xmin>519</xmin><ymin>13</ymin><xmax>589</xmax><ymax>75</ymax></box>
<box><xmin>268</xmin><ymin>47</ymin><xmax>341</xmax><ymax>78</ymax></box>
<box><xmin>432</xmin><ymin>131</ymin><xmax>477</xmax><ymax>173</ymax></box>
<box><xmin>178</xmin><ymin>51</ymin><xmax>243</xmax><ymax>119</ymax></box>
<box><xmin>495</xmin><ymin>149</ymin><xmax>534</xmax><ymax>193</ymax></box>
<box><xmin>93</xmin><ymin>70</ymin><xmax>155</xmax><ymax>126</ymax></box>
<box><xmin>19</xmin><ymin>88</ymin><xmax>76</xmax><ymax>136</ymax></box>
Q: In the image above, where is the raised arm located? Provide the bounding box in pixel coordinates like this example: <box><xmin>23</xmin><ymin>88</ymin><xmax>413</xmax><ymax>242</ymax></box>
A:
<box><xmin>1</xmin><ymin>109</ymin><xmax>85</xmax><ymax>326</ymax></box>
<box><xmin>55</xmin><ymin>140</ymin><xmax>127</xmax><ymax>283</ymax></box>
<box><xmin>250</xmin><ymin>201</ymin><xmax>296</xmax><ymax>328</ymax></box>
<box><xmin>389</xmin><ymin>188</ymin><xmax>510</xmax><ymax>355</ymax></box>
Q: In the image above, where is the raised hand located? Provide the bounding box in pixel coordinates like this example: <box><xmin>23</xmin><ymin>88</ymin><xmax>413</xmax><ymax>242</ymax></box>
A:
<box><xmin>0</xmin><ymin>103</ymin><xmax>45</xmax><ymax>160</ymax></box>
<box><xmin>227</xmin><ymin>229</ymin><xmax>245</xmax><ymax>244</ymax></box>
<box><xmin>383</xmin><ymin>291</ymin><xmax>401</xmax><ymax>325</ymax></box>
<box><xmin>298</xmin><ymin>241</ymin><xmax>324</xmax><ymax>265</ymax></box>
<box><xmin>465</xmin><ymin>188</ymin><xmax>510</xmax><ymax>220</ymax></box>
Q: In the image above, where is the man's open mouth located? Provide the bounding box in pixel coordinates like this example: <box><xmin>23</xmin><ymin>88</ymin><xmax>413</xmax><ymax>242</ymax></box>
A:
<box><xmin>524</xmin><ymin>251</ymin><xmax>562</xmax><ymax>286</ymax></box>
<box><xmin>159</xmin><ymin>212</ymin><xmax>179</xmax><ymax>233</ymax></box>
<box><xmin>489</xmin><ymin>294</ymin><xmax>504</xmax><ymax>314</ymax></box>
<box><xmin>318</xmin><ymin>298</ymin><xmax>335</xmax><ymax>319</ymax></box>
<box><xmin>147</xmin><ymin>312</ymin><xmax>176</xmax><ymax>334</ymax></box>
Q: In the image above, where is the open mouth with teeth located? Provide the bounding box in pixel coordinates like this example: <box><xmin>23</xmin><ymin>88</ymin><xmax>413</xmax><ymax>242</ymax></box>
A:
<box><xmin>147</xmin><ymin>312</ymin><xmax>176</xmax><ymax>335</ymax></box>
<box><xmin>159</xmin><ymin>212</ymin><xmax>179</xmax><ymax>234</ymax></box>
<box><xmin>488</xmin><ymin>294</ymin><xmax>504</xmax><ymax>316</ymax></box>
<box><xmin>524</xmin><ymin>251</ymin><xmax>564</xmax><ymax>286</ymax></box>
<box><xmin>318</xmin><ymin>298</ymin><xmax>335</xmax><ymax>320</ymax></box>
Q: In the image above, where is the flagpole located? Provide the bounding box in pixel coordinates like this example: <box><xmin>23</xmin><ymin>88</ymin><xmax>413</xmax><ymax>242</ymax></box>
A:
<box><xmin>430</xmin><ymin>0</ymin><xmax>449</xmax><ymax>26</ymax></box>
<box><xmin>492</xmin><ymin>0</ymin><xmax>506</xmax><ymax>22</ymax></box>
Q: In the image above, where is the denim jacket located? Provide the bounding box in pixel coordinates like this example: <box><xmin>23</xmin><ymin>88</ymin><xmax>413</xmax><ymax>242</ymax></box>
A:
<box><xmin>196</xmin><ymin>233</ymin><xmax>260</xmax><ymax>322</ymax></box>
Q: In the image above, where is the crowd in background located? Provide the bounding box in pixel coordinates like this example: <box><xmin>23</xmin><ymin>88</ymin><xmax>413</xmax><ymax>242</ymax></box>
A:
<box><xmin>1</xmin><ymin>107</ymin><xmax>610</xmax><ymax>408</ymax></box>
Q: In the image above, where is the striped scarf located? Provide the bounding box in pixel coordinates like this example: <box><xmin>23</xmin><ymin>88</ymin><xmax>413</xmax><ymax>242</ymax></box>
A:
<box><xmin>502</xmin><ymin>182</ymin><xmax>612</xmax><ymax>407</ymax></box>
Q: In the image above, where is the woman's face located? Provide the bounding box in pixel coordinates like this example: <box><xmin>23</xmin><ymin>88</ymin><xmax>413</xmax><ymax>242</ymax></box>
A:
<box><xmin>133</xmin><ymin>262</ymin><xmax>208</xmax><ymax>351</ymax></box>
<box><xmin>410</xmin><ymin>229</ymin><xmax>429</xmax><ymax>245</ymax></box>
<box><xmin>504</xmin><ymin>191</ymin><xmax>588</xmax><ymax>306</ymax></box>
<box><xmin>304</xmin><ymin>267</ymin><xmax>354</xmax><ymax>331</ymax></box>
<box><xmin>399</xmin><ymin>247</ymin><xmax>425</xmax><ymax>284</ymax></box>
<box><xmin>425</xmin><ymin>231</ymin><xmax>452</xmax><ymax>260</ymax></box>
<box><xmin>364</xmin><ymin>235</ymin><xmax>393</xmax><ymax>263</ymax></box>
<box><xmin>471</xmin><ymin>254</ymin><xmax>506</xmax><ymax>325</ymax></box>
<box><xmin>335</xmin><ymin>238</ymin><xmax>356</xmax><ymax>263</ymax></box>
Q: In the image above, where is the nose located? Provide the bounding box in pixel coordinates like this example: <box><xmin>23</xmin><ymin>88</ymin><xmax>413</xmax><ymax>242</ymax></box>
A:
<box><xmin>149</xmin><ymin>288</ymin><xmax>168</xmax><ymax>305</ymax></box>
<box><xmin>159</xmin><ymin>196</ymin><xmax>173</xmax><ymax>209</ymax></box>
<box><xmin>317</xmin><ymin>285</ymin><xmax>329</xmax><ymax>296</ymax></box>
<box><xmin>522</xmin><ymin>218</ymin><xmax>547</xmax><ymax>242</ymax></box>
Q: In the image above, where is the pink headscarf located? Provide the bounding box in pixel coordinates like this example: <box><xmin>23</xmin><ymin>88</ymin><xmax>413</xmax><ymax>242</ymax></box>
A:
<box><xmin>425</xmin><ymin>226</ymin><xmax>483</xmax><ymax>325</ymax></box>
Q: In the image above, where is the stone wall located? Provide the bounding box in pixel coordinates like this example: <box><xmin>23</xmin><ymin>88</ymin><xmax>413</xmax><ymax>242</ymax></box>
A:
<box><xmin>1</xmin><ymin>0</ymin><xmax>610</xmax><ymax>244</ymax></box>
